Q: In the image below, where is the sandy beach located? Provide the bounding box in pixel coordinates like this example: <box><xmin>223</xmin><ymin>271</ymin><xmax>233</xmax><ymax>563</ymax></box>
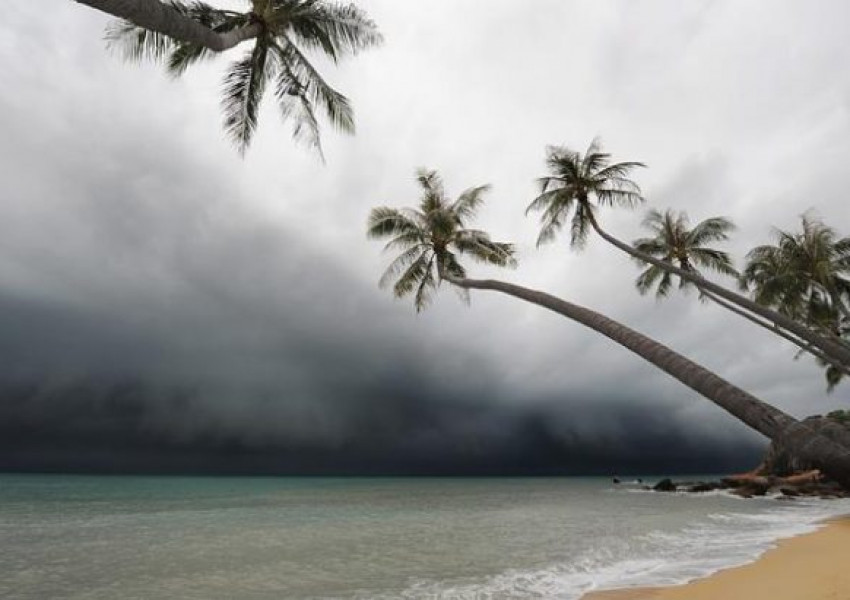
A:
<box><xmin>583</xmin><ymin>517</ymin><xmax>850</xmax><ymax>600</ymax></box>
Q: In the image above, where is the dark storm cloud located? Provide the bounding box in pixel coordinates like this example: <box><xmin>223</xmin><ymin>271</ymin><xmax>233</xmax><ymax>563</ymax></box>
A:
<box><xmin>1</xmin><ymin>0</ymin><xmax>847</xmax><ymax>474</ymax></box>
<box><xmin>0</xmin><ymin>379</ymin><xmax>765</xmax><ymax>475</ymax></box>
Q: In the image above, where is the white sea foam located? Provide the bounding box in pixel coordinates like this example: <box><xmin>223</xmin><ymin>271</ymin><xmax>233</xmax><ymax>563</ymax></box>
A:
<box><xmin>389</xmin><ymin>497</ymin><xmax>850</xmax><ymax>600</ymax></box>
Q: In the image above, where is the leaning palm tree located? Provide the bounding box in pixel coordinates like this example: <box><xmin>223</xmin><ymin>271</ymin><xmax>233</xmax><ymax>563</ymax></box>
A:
<box><xmin>743</xmin><ymin>215</ymin><xmax>850</xmax><ymax>326</ymax></box>
<box><xmin>106</xmin><ymin>0</ymin><xmax>382</xmax><ymax>152</ymax></box>
<box><xmin>369</xmin><ymin>172</ymin><xmax>850</xmax><ymax>487</ymax></box>
<box><xmin>367</xmin><ymin>169</ymin><xmax>517</xmax><ymax>311</ymax></box>
<box><xmin>633</xmin><ymin>209</ymin><xmax>738</xmax><ymax>298</ymax></box>
<box><xmin>634</xmin><ymin>210</ymin><xmax>850</xmax><ymax>381</ymax></box>
<box><xmin>743</xmin><ymin>216</ymin><xmax>850</xmax><ymax>386</ymax></box>
<box><xmin>526</xmin><ymin>139</ymin><xmax>850</xmax><ymax>369</ymax></box>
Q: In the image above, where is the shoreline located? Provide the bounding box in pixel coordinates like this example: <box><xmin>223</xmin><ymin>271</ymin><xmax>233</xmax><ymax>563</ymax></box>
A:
<box><xmin>582</xmin><ymin>516</ymin><xmax>850</xmax><ymax>600</ymax></box>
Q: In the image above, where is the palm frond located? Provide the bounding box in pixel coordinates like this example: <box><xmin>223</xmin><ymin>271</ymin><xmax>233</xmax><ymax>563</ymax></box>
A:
<box><xmin>594</xmin><ymin>188</ymin><xmax>644</xmax><ymax>208</ymax></box>
<box><xmin>451</xmin><ymin>185</ymin><xmax>491</xmax><ymax>221</ymax></box>
<box><xmin>415</xmin><ymin>169</ymin><xmax>445</xmax><ymax>199</ymax></box>
<box><xmin>222</xmin><ymin>41</ymin><xmax>270</xmax><ymax>153</ymax></box>
<box><xmin>690</xmin><ymin>247</ymin><xmax>738</xmax><ymax>277</ymax></box>
<box><xmin>594</xmin><ymin>161</ymin><xmax>647</xmax><ymax>181</ymax></box>
<box><xmin>383</xmin><ymin>232</ymin><xmax>427</xmax><ymax>253</ymax></box>
<box><xmin>688</xmin><ymin>216</ymin><xmax>736</xmax><ymax>245</ymax></box>
<box><xmin>366</xmin><ymin>207</ymin><xmax>422</xmax><ymax>239</ymax></box>
<box><xmin>379</xmin><ymin>245</ymin><xmax>428</xmax><ymax>289</ymax></box>
<box><xmin>635</xmin><ymin>264</ymin><xmax>665</xmax><ymax>296</ymax></box>
<box><xmin>269</xmin><ymin>37</ymin><xmax>353</xmax><ymax>154</ymax></box>
<box><xmin>526</xmin><ymin>188</ymin><xmax>573</xmax><ymax>217</ymax></box>
<box><xmin>535</xmin><ymin>208</ymin><xmax>566</xmax><ymax>248</ymax></box>
<box><xmin>570</xmin><ymin>204</ymin><xmax>594</xmax><ymax>248</ymax></box>
<box><xmin>392</xmin><ymin>251</ymin><xmax>431</xmax><ymax>299</ymax></box>
<box><xmin>413</xmin><ymin>255</ymin><xmax>438</xmax><ymax>312</ymax></box>
<box><xmin>106</xmin><ymin>18</ymin><xmax>176</xmax><ymax>61</ymax></box>
<box><xmin>283</xmin><ymin>1</ymin><xmax>383</xmax><ymax>61</ymax></box>
<box><xmin>632</xmin><ymin>237</ymin><xmax>669</xmax><ymax>258</ymax></box>
<box><xmin>454</xmin><ymin>231</ymin><xmax>517</xmax><ymax>267</ymax></box>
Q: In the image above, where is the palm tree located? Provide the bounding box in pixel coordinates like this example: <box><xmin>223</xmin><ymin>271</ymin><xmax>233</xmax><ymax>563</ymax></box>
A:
<box><xmin>369</xmin><ymin>172</ymin><xmax>850</xmax><ymax>487</ymax></box>
<box><xmin>367</xmin><ymin>169</ymin><xmax>517</xmax><ymax>311</ymax></box>
<box><xmin>743</xmin><ymin>215</ymin><xmax>850</xmax><ymax>326</ymax></box>
<box><xmin>743</xmin><ymin>215</ymin><xmax>850</xmax><ymax>387</ymax></box>
<box><xmin>633</xmin><ymin>209</ymin><xmax>738</xmax><ymax>298</ymax></box>
<box><xmin>75</xmin><ymin>0</ymin><xmax>262</xmax><ymax>50</ymax></box>
<box><xmin>526</xmin><ymin>139</ymin><xmax>850</xmax><ymax>369</ymax></box>
<box><xmin>105</xmin><ymin>0</ymin><xmax>382</xmax><ymax>152</ymax></box>
<box><xmin>632</xmin><ymin>210</ymin><xmax>850</xmax><ymax>380</ymax></box>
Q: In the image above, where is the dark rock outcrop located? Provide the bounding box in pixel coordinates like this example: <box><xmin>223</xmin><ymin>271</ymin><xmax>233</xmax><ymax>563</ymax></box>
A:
<box><xmin>653</xmin><ymin>478</ymin><xmax>676</xmax><ymax>492</ymax></box>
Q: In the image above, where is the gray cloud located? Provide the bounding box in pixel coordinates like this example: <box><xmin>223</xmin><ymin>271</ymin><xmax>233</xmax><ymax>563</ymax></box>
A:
<box><xmin>0</xmin><ymin>0</ymin><xmax>848</xmax><ymax>474</ymax></box>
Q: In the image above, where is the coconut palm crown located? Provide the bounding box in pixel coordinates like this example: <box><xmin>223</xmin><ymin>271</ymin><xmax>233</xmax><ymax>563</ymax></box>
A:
<box><xmin>526</xmin><ymin>138</ymin><xmax>646</xmax><ymax>248</ymax></box>
<box><xmin>742</xmin><ymin>215</ymin><xmax>850</xmax><ymax>391</ymax></box>
<box><xmin>107</xmin><ymin>0</ymin><xmax>382</xmax><ymax>153</ymax></box>
<box><xmin>742</xmin><ymin>214</ymin><xmax>850</xmax><ymax>329</ymax></box>
<box><xmin>367</xmin><ymin>169</ymin><xmax>517</xmax><ymax>312</ymax></box>
<box><xmin>632</xmin><ymin>209</ymin><xmax>738</xmax><ymax>298</ymax></box>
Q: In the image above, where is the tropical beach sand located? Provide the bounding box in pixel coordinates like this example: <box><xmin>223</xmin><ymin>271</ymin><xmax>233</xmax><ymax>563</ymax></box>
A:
<box><xmin>584</xmin><ymin>517</ymin><xmax>850</xmax><ymax>600</ymax></box>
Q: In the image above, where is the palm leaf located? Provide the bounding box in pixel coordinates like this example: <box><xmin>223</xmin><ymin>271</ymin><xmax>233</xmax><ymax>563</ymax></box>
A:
<box><xmin>413</xmin><ymin>255</ymin><xmax>438</xmax><ymax>312</ymax></box>
<box><xmin>222</xmin><ymin>41</ymin><xmax>270</xmax><ymax>153</ymax></box>
<box><xmin>379</xmin><ymin>246</ymin><xmax>427</xmax><ymax>289</ymax></box>
<box><xmin>454</xmin><ymin>232</ymin><xmax>517</xmax><ymax>267</ymax></box>
<box><xmin>367</xmin><ymin>207</ymin><xmax>422</xmax><ymax>239</ymax></box>
<box><xmin>392</xmin><ymin>251</ymin><xmax>431</xmax><ymax>299</ymax></box>
<box><xmin>284</xmin><ymin>0</ymin><xmax>383</xmax><ymax>60</ymax></box>
<box><xmin>274</xmin><ymin>37</ymin><xmax>355</xmax><ymax>132</ymax></box>
<box><xmin>451</xmin><ymin>185</ymin><xmax>491</xmax><ymax>221</ymax></box>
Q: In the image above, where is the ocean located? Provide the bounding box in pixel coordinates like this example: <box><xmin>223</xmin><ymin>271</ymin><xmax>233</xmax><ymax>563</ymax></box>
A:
<box><xmin>1</xmin><ymin>474</ymin><xmax>847</xmax><ymax>599</ymax></box>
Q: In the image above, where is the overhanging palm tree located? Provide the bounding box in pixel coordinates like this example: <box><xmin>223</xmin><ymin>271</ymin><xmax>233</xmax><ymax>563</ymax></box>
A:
<box><xmin>105</xmin><ymin>0</ymin><xmax>381</xmax><ymax>152</ymax></box>
<box><xmin>632</xmin><ymin>210</ymin><xmax>850</xmax><ymax>380</ymax></box>
<box><xmin>526</xmin><ymin>138</ymin><xmax>850</xmax><ymax>369</ymax></box>
<box><xmin>368</xmin><ymin>171</ymin><xmax>850</xmax><ymax>487</ymax></box>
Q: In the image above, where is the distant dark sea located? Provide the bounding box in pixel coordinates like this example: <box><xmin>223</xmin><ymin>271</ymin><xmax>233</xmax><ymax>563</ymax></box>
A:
<box><xmin>1</xmin><ymin>474</ymin><xmax>847</xmax><ymax>599</ymax></box>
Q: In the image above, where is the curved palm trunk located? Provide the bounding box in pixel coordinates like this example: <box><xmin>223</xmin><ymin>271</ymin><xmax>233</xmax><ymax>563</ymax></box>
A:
<box><xmin>699</xmin><ymin>288</ymin><xmax>850</xmax><ymax>377</ymax></box>
<box><xmin>586</xmin><ymin>216</ymin><xmax>850</xmax><ymax>368</ymax></box>
<box><xmin>75</xmin><ymin>0</ymin><xmax>261</xmax><ymax>51</ymax></box>
<box><xmin>441</xmin><ymin>271</ymin><xmax>850</xmax><ymax>487</ymax></box>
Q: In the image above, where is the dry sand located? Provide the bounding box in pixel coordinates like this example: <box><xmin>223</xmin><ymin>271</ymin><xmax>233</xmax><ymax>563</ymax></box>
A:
<box><xmin>583</xmin><ymin>517</ymin><xmax>850</xmax><ymax>600</ymax></box>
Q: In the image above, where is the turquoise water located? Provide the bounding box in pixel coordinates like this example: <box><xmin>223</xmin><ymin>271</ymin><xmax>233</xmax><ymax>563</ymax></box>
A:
<box><xmin>1</xmin><ymin>475</ymin><xmax>847</xmax><ymax>599</ymax></box>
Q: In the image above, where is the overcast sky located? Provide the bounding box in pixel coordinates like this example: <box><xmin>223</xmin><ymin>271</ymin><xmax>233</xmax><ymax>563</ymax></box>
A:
<box><xmin>1</xmin><ymin>0</ymin><xmax>849</xmax><ymax>475</ymax></box>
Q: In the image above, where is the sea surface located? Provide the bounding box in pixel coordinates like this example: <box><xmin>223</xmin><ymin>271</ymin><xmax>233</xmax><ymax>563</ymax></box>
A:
<box><xmin>1</xmin><ymin>475</ymin><xmax>848</xmax><ymax>599</ymax></box>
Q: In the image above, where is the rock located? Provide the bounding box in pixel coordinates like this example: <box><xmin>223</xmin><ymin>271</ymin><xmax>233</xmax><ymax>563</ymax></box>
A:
<box><xmin>730</xmin><ymin>487</ymin><xmax>754</xmax><ymax>499</ymax></box>
<box><xmin>730</xmin><ymin>481</ymin><xmax>770</xmax><ymax>498</ymax></box>
<box><xmin>653</xmin><ymin>478</ymin><xmax>676</xmax><ymax>492</ymax></box>
<box><xmin>782</xmin><ymin>470</ymin><xmax>822</xmax><ymax>486</ymax></box>
<box><xmin>779</xmin><ymin>487</ymin><xmax>800</xmax><ymax>497</ymax></box>
<box><xmin>687</xmin><ymin>482</ymin><xmax>720</xmax><ymax>493</ymax></box>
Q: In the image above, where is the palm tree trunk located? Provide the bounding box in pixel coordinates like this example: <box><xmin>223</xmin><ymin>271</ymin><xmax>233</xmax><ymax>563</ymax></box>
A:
<box><xmin>586</xmin><ymin>215</ymin><xmax>850</xmax><ymax>369</ymax></box>
<box><xmin>75</xmin><ymin>0</ymin><xmax>261</xmax><ymax>51</ymax></box>
<box><xmin>698</xmin><ymin>288</ymin><xmax>850</xmax><ymax>376</ymax></box>
<box><xmin>440</xmin><ymin>271</ymin><xmax>850</xmax><ymax>487</ymax></box>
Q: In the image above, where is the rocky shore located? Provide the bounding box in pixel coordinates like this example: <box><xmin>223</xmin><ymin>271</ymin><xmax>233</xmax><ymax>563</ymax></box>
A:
<box><xmin>642</xmin><ymin>412</ymin><xmax>850</xmax><ymax>500</ymax></box>
<box><xmin>648</xmin><ymin>470</ymin><xmax>850</xmax><ymax>499</ymax></box>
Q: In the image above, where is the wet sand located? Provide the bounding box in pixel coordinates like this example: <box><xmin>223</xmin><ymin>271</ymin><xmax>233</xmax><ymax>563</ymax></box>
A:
<box><xmin>583</xmin><ymin>517</ymin><xmax>850</xmax><ymax>600</ymax></box>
